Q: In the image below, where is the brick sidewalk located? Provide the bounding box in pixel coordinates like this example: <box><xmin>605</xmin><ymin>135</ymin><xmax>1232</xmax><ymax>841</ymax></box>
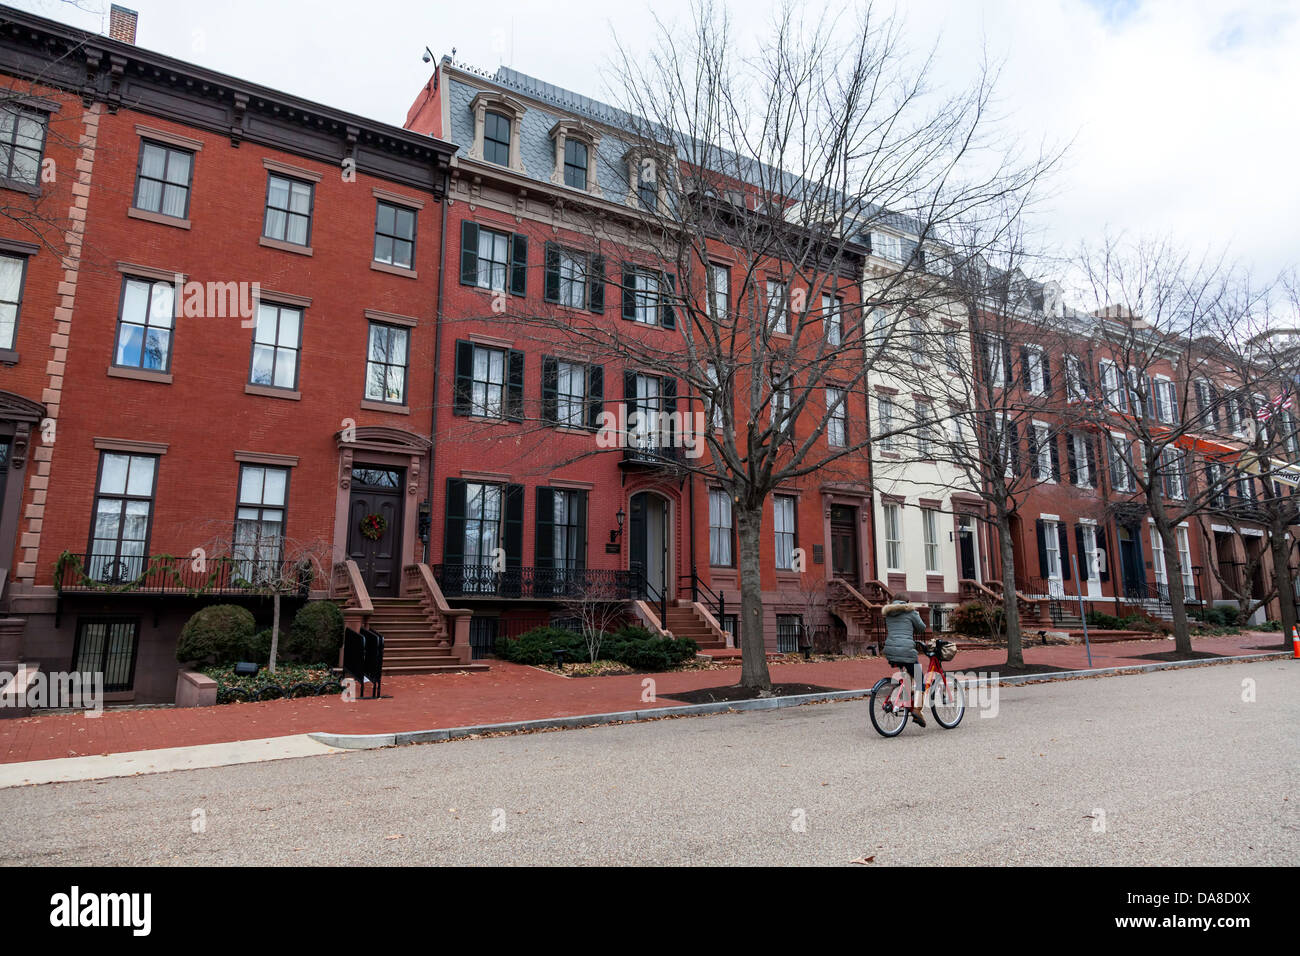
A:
<box><xmin>0</xmin><ymin>632</ymin><xmax>1285</xmax><ymax>764</ymax></box>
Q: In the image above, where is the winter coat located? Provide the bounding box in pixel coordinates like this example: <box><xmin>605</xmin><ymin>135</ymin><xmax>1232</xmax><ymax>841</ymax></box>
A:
<box><xmin>882</xmin><ymin>602</ymin><xmax>926</xmax><ymax>663</ymax></box>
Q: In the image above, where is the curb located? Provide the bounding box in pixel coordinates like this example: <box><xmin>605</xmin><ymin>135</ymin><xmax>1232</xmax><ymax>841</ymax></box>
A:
<box><xmin>308</xmin><ymin>651</ymin><xmax>1288</xmax><ymax>750</ymax></box>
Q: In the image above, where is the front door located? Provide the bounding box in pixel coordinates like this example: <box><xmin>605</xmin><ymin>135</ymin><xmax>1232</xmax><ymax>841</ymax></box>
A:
<box><xmin>1117</xmin><ymin>525</ymin><xmax>1144</xmax><ymax>597</ymax></box>
<box><xmin>629</xmin><ymin>492</ymin><xmax>669</xmax><ymax>600</ymax></box>
<box><xmin>958</xmin><ymin>515</ymin><xmax>978</xmax><ymax>582</ymax></box>
<box><xmin>829</xmin><ymin>505</ymin><xmax>858</xmax><ymax>584</ymax></box>
<box><xmin>347</xmin><ymin>466</ymin><xmax>404</xmax><ymax>597</ymax></box>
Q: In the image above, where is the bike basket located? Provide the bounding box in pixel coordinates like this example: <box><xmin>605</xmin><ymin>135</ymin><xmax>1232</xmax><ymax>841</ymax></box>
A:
<box><xmin>935</xmin><ymin>640</ymin><xmax>957</xmax><ymax>661</ymax></box>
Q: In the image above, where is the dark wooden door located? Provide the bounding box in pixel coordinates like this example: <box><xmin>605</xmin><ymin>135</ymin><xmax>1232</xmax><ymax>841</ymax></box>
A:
<box><xmin>959</xmin><ymin>520</ymin><xmax>977</xmax><ymax>581</ymax></box>
<box><xmin>829</xmin><ymin>505</ymin><xmax>858</xmax><ymax>584</ymax></box>
<box><xmin>347</xmin><ymin>469</ymin><xmax>404</xmax><ymax>597</ymax></box>
<box><xmin>1118</xmin><ymin>526</ymin><xmax>1144</xmax><ymax>595</ymax></box>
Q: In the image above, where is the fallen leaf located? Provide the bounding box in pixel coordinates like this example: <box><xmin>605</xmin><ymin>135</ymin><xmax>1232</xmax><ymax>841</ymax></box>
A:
<box><xmin>850</xmin><ymin>855</ymin><xmax>876</xmax><ymax>865</ymax></box>
<box><xmin>385</xmin><ymin>834</ymin><xmax>403</xmax><ymax>840</ymax></box>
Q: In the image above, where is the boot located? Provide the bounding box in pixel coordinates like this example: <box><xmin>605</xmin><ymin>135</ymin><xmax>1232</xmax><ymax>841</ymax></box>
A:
<box><xmin>910</xmin><ymin>706</ymin><xmax>927</xmax><ymax>728</ymax></box>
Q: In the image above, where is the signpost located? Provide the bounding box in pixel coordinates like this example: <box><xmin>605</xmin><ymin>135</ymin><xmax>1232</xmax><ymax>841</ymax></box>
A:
<box><xmin>1071</xmin><ymin>553</ymin><xmax>1093</xmax><ymax>667</ymax></box>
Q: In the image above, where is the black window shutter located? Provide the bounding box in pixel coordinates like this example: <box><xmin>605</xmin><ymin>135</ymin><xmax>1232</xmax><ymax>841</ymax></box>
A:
<box><xmin>1036</xmin><ymin>519</ymin><xmax>1049</xmax><ymax>577</ymax></box>
<box><xmin>504</xmin><ymin>484</ymin><xmax>524</xmax><ymax>570</ymax></box>
<box><xmin>1001</xmin><ymin>340</ymin><xmax>1013</xmax><ymax>384</ymax></box>
<box><xmin>661</xmin><ymin>272</ymin><xmax>677</xmax><ymax>329</ymax></box>
<box><xmin>1074</xmin><ymin>525</ymin><xmax>1087</xmax><ymax>578</ymax></box>
<box><xmin>662</xmin><ymin>376</ymin><xmax>677</xmax><ymax>447</ymax></box>
<box><xmin>1066</xmin><ymin>433</ymin><xmax>1079</xmax><ymax>484</ymax></box>
<box><xmin>1049</xmin><ymin>430</ymin><xmax>1061</xmax><ymax>481</ymax></box>
<box><xmin>453</xmin><ymin>341</ymin><xmax>473</xmax><ymax>415</ymax></box>
<box><xmin>1008</xmin><ymin>421</ymin><xmax>1020</xmax><ymax>474</ymax></box>
<box><xmin>1020</xmin><ymin>346</ymin><xmax>1032</xmax><ymax>392</ymax></box>
<box><xmin>534</xmin><ymin>486</ymin><xmax>555</xmax><ymax>569</ymax></box>
<box><xmin>1058</xmin><ymin>523</ymin><xmax>1071</xmax><ymax>580</ymax></box>
<box><xmin>1041</xmin><ymin>354</ymin><xmax>1052</xmax><ymax>394</ymax></box>
<box><xmin>621</xmin><ymin>267</ymin><xmax>636</xmax><ymax>321</ymax></box>
<box><xmin>541</xmin><ymin>355</ymin><xmax>558</xmax><ymax>424</ymax></box>
<box><xmin>505</xmin><ymin>349</ymin><xmax>525</xmax><ymax>422</ymax></box>
<box><xmin>1087</xmin><ymin>440</ymin><xmax>1099</xmax><ymax>487</ymax></box>
<box><xmin>544</xmin><ymin>242</ymin><xmax>560</xmax><ymax>303</ymax></box>
<box><xmin>443</xmin><ymin>478</ymin><xmax>467</xmax><ymax>564</ymax></box>
<box><xmin>586</xmin><ymin>364</ymin><xmax>604</xmax><ymax>430</ymax></box>
<box><xmin>624</xmin><ymin>369</ymin><xmax>637</xmax><ymax>403</ymax></box>
<box><xmin>575</xmin><ymin>491</ymin><xmax>588</xmax><ymax>570</ymax></box>
<box><xmin>1144</xmin><ymin>374</ymin><xmax>1156</xmax><ymax>419</ymax></box>
<box><xmin>588</xmin><ymin>254</ymin><xmax>605</xmax><ymax>313</ymax></box>
<box><xmin>460</xmin><ymin>220</ymin><xmax>479</xmax><ymax>286</ymax></box>
<box><xmin>1097</xmin><ymin>527</ymin><xmax>1110</xmax><ymax>582</ymax></box>
<box><xmin>510</xmin><ymin>233</ymin><xmax>528</xmax><ymax>297</ymax></box>
<box><xmin>1027</xmin><ymin>425</ymin><xmax>1040</xmax><ymax>479</ymax></box>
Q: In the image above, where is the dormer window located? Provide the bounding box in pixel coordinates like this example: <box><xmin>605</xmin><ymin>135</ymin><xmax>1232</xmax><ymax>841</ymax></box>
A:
<box><xmin>549</xmin><ymin>120</ymin><xmax>600</xmax><ymax>196</ymax></box>
<box><xmin>638</xmin><ymin>161</ymin><xmax>658</xmax><ymax>211</ymax></box>
<box><xmin>624</xmin><ymin>147</ymin><xmax>668</xmax><ymax>212</ymax></box>
<box><xmin>484</xmin><ymin>111</ymin><xmax>511</xmax><ymax>166</ymax></box>
<box><xmin>469</xmin><ymin>92</ymin><xmax>526</xmax><ymax>173</ymax></box>
<box><xmin>564</xmin><ymin>139</ymin><xmax>587</xmax><ymax>189</ymax></box>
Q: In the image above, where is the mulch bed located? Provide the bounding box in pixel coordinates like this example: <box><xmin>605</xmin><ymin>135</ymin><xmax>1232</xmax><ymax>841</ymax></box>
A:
<box><xmin>661</xmin><ymin>682</ymin><xmax>840</xmax><ymax>704</ymax></box>
<box><xmin>967</xmin><ymin>662</ymin><xmax>1078</xmax><ymax>676</ymax></box>
<box><xmin>1127</xmin><ymin>650</ymin><xmax>1226</xmax><ymax>662</ymax></box>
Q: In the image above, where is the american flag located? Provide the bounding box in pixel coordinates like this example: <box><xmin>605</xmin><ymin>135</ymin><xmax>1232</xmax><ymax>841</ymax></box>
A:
<box><xmin>1256</xmin><ymin>390</ymin><xmax>1294</xmax><ymax>421</ymax></box>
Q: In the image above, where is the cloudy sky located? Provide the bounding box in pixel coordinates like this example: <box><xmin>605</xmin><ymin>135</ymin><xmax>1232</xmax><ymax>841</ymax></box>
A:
<box><xmin>13</xmin><ymin>0</ymin><xmax>1300</xmax><ymax>282</ymax></box>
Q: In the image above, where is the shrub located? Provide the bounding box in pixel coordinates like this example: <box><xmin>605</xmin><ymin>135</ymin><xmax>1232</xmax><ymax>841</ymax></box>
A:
<box><xmin>286</xmin><ymin>600</ymin><xmax>345</xmax><ymax>664</ymax></box>
<box><xmin>497</xmin><ymin>626</ymin><xmax>586</xmax><ymax>665</ymax></box>
<box><xmin>1258</xmin><ymin>619</ymin><xmax>1282</xmax><ymax>631</ymax></box>
<box><xmin>496</xmin><ymin>624</ymin><xmax>699</xmax><ymax>670</ymax></box>
<box><xmin>949</xmin><ymin>601</ymin><xmax>1003</xmax><ymax>637</ymax></box>
<box><xmin>176</xmin><ymin>604</ymin><xmax>256</xmax><ymax>665</ymax></box>
<box><xmin>614</xmin><ymin>635</ymin><xmax>699</xmax><ymax>670</ymax></box>
<box><xmin>243</xmin><ymin>628</ymin><xmax>274</xmax><ymax>664</ymax></box>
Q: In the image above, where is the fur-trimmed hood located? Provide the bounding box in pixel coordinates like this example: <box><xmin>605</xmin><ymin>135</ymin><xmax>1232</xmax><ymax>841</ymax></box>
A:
<box><xmin>883</xmin><ymin>601</ymin><xmax>918</xmax><ymax>616</ymax></box>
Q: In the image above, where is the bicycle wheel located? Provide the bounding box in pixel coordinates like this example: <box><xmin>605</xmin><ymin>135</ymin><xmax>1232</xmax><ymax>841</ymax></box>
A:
<box><xmin>930</xmin><ymin>673</ymin><xmax>966</xmax><ymax>729</ymax></box>
<box><xmin>869</xmin><ymin>678</ymin><xmax>908</xmax><ymax>738</ymax></box>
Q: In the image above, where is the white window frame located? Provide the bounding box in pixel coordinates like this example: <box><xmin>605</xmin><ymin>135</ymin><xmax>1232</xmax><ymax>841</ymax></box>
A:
<box><xmin>1026</xmin><ymin>346</ymin><xmax>1046</xmax><ymax>396</ymax></box>
<box><xmin>922</xmin><ymin>507</ymin><xmax>941</xmax><ymax>574</ymax></box>
<box><xmin>883</xmin><ymin>502</ymin><xmax>903</xmax><ymax>572</ymax></box>
<box><xmin>1071</xmin><ymin>431</ymin><xmax>1092</xmax><ymax>489</ymax></box>
<box><xmin>826</xmin><ymin>387</ymin><xmax>846</xmax><ymax>447</ymax></box>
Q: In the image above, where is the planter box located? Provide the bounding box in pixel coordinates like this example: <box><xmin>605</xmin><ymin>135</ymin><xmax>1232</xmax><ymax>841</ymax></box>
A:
<box><xmin>175</xmin><ymin>668</ymin><xmax>217</xmax><ymax>707</ymax></box>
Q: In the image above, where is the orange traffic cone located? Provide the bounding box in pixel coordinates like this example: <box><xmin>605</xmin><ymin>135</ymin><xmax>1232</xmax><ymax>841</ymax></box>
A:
<box><xmin>1292</xmin><ymin>625</ymin><xmax>1300</xmax><ymax>660</ymax></box>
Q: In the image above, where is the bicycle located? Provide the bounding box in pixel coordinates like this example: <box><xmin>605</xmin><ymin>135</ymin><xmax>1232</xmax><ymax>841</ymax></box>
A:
<box><xmin>868</xmin><ymin>638</ymin><xmax>966</xmax><ymax>737</ymax></box>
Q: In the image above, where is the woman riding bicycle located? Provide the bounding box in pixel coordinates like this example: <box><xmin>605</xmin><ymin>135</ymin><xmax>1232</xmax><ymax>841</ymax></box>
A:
<box><xmin>882</xmin><ymin>597</ymin><xmax>929</xmax><ymax>727</ymax></box>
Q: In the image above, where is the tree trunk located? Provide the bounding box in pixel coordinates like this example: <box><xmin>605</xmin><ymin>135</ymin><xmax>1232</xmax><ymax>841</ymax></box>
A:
<box><xmin>1155</xmin><ymin>523</ymin><xmax>1193</xmax><ymax>654</ymax></box>
<box><xmin>1269</xmin><ymin>522</ymin><xmax>1298</xmax><ymax>650</ymax></box>
<box><xmin>269</xmin><ymin>593</ymin><xmax>281</xmax><ymax>674</ymax></box>
<box><xmin>735</xmin><ymin>503</ymin><xmax>772</xmax><ymax>691</ymax></box>
<box><xmin>995</xmin><ymin>513</ymin><xmax>1024</xmax><ymax>668</ymax></box>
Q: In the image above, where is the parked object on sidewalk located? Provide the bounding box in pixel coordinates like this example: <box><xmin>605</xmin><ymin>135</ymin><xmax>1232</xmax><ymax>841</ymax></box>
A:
<box><xmin>342</xmin><ymin>628</ymin><xmax>385</xmax><ymax>699</ymax></box>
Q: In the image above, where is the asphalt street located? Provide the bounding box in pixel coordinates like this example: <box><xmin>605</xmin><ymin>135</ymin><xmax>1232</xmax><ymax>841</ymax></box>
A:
<box><xmin>0</xmin><ymin>659</ymin><xmax>1294</xmax><ymax>865</ymax></box>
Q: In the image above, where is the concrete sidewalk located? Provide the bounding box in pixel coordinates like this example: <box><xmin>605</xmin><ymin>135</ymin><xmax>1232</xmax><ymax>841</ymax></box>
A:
<box><xmin>0</xmin><ymin>631</ymin><xmax>1286</xmax><ymax>769</ymax></box>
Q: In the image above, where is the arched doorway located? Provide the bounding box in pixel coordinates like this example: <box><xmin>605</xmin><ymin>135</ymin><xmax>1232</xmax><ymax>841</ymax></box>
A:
<box><xmin>629</xmin><ymin>491</ymin><xmax>670</xmax><ymax>601</ymax></box>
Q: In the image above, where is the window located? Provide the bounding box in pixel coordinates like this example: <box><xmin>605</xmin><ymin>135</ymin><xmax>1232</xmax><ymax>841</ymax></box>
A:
<box><xmin>915</xmin><ymin>401</ymin><xmax>937</xmax><ymax>458</ymax></box>
<box><xmin>776</xmin><ymin>613</ymin><xmax>803</xmax><ymax>653</ymax></box>
<box><xmin>234</xmin><ymin>465</ymin><xmax>288</xmax><ymax>583</ymax></box>
<box><xmin>133</xmin><ymin>141</ymin><xmax>192</xmax><ymax>218</ymax></box>
<box><xmin>1206</xmin><ymin>462</ymin><xmax>1229</xmax><ymax>508</ymax></box>
<box><xmin>868</xmin><ymin>308</ymin><xmax>889</xmax><ymax>348</ymax></box>
<box><xmin>708</xmin><ymin>263</ymin><xmax>730</xmax><ymax>321</ymax></box>
<box><xmin>1150</xmin><ymin>526</ymin><xmax>1167</xmax><ymax>589</ymax></box>
<box><xmin>1177</xmin><ymin>526</ymin><xmax>1195</xmax><ymax>599</ymax></box>
<box><xmin>0</xmin><ymin>252</ymin><xmax>27</xmax><ymax>351</ymax></box>
<box><xmin>1108</xmin><ymin>435</ymin><xmax>1135</xmax><ymax>492</ymax></box>
<box><xmin>1100</xmin><ymin>361</ymin><xmax>1125</xmax><ymax>411</ymax></box>
<box><xmin>563</xmin><ymin>138</ymin><xmax>588</xmax><ymax>190</ymax></box>
<box><xmin>922</xmin><ymin>508</ymin><xmax>940</xmax><ymax>574</ymax></box>
<box><xmin>823</xmin><ymin>295</ymin><xmax>842</xmax><ymax>346</ymax></box>
<box><xmin>555</xmin><ymin>360</ymin><xmax>587</xmax><ymax>428</ymax></box>
<box><xmin>464</xmin><ymin>482</ymin><xmax>503</xmax><ymax>585</ymax></box>
<box><xmin>72</xmin><ymin>618</ymin><xmax>140</xmax><ymax>693</ymax></box>
<box><xmin>0</xmin><ymin>105</ymin><xmax>47</xmax><ymax>186</ymax></box>
<box><xmin>374</xmin><ymin>201</ymin><xmax>416</xmax><ymax>269</ymax></box>
<box><xmin>249</xmin><ymin>302</ymin><xmax>302</xmax><ymax>389</ymax></box>
<box><xmin>89</xmin><ymin>452</ymin><xmax>157</xmax><ymax>581</ymax></box>
<box><xmin>1081</xmin><ymin>524</ymin><xmax>1101</xmax><ymax>581</ymax></box>
<box><xmin>554</xmin><ymin>248</ymin><xmax>591</xmax><ymax>309</ymax></box>
<box><xmin>910</xmin><ymin>318</ymin><xmax>925</xmax><ymax>361</ymax></box>
<box><xmin>872</xmin><ymin>232</ymin><xmax>902</xmax><ymax>262</ymax></box>
<box><xmin>985</xmin><ymin>336</ymin><xmax>1010</xmax><ymax>387</ymax></box>
<box><xmin>882</xmin><ymin>502</ymin><xmax>903</xmax><ymax>571</ymax></box>
<box><xmin>1194</xmin><ymin>379</ymin><xmax>1219</xmax><ymax>430</ymax></box>
<box><xmin>473</xmin><ymin>227</ymin><xmax>511</xmax><ymax>292</ymax></box>
<box><xmin>1070</xmin><ymin>432</ymin><xmax>1093</xmax><ymax>488</ymax></box>
<box><xmin>705</xmin><ymin>364</ymin><xmax>723</xmax><ymax>430</ymax></box>
<box><xmin>365</xmin><ymin>323</ymin><xmax>409</xmax><ymax>405</ymax></box>
<box><xmin>827</xmin><ymin>387</ymin><xmax>847</xmax><ymax>447</ymax></box>
<box><xmin>630</xmin><ymin>268</ymin><xmax>663</xmax><ymax>324</ymax></box>
<box><xmin>637</xmin><ymin>159</ymin><xmax>658</xmax><ymax>211</ymax></box>
<box><xmin>877</xmin><ymin>396</ymin><xmax>896</xmax><ymax>451</ymax></box>
<box><xmin>944</xmin><ymin>330</ymin><xmax>960</xmax><ymax>372</ymax></box>
<box><xmin>1237</xmin><ymin>469</ymin><xmax>1256</xmax><ymax>500</ymax></box>
<box><xmin>766</xmin><ymin>280</ymin><xmax>789</xmax><ymax>334</ymax></box>
<box><xmin>1153</xmin><ymin>378</ymin><xmax>1177</xmax><ymax>424</ymax></box>
<box><xmin>550</xmin><ymin>489</ymin><xmax>584</xmax><ymax>573</ymax></box>
<box><xmin>484</xmin><ymin>110</ymin><xmax>511</xmax><ymax>167</ymax></box>
<box><xmin>1025</xmin><ymin>346</ymin><xmax>1046</xmax><ymax>395</ymax></box>
<box><xmin>114</xmin><ymin>277</ymin><xmax>175</xmax><ymax>372</ymax></box>
<box><xmin>630</xmin><ymin>373</ymin><xmax>662</xmax><ymax>449</ymax></box>
<box><xmin>1160</xmin><ymin>446</ymin><xmax>1186</xmax><ymax>500</ymax></box>
<box><xmin>1031</xmin><ymin>422</ymin><xmax>1055</xmax><ymax>482</ymax></box>
<box><xmin>1065</xmin><ymin>355</ymin><xmax>1087</xmax><ymax>402</ymax></box>
<box><xmin>771</xmin><ymin>375</ymin><xmax>790</xmax><ymax>426</ymax></box>
<box><xmin>774</xmin><ymin>495</ymin><xmax>797</xmax><ymax>570</ymax></box>
<box><xmin>1044</xmin><ymin>519</ymin><xmax>1061</xmax><ymax>580</ymax></box>
<box><xmin>471</xmin><ymin>344</ymin><xmax>506</xmax><ymax>418</ymax></box>
<box><xmin>709</xmin><ymin>489</ymin><xmax>734</xmax><ymax>566</ymax></box>
<box><xmin>263</xmin><ymin>174</ymin><xmax>313</xmax><ymax>246</ymax></box>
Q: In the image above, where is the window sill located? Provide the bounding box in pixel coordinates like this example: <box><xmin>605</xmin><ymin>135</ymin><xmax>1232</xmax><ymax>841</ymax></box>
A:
<box><xmin>371</xmin><ymin>260</ymin><xmax>418</xmax><ymax>279</ymax></box>
<box><xmin>128</xmin><ymin>207</ymin><xmax>191</xmax><ymax>230</ymax></box>
<box><xmin>0</xmin><ymin>348</ymin><xmax>18</xmax><ymax>365</ymax></box>
<box><xmin>467</xmin><ymin>414</ymin><xmax>512</xmax><ymax>426</ymax></box>
<box><xmin>245</xmin><ymin>383</ymin><xmax>301</xmax><ymax>401</ymax></box>
<box><xmin>360</xmin><ymin>399</ymin><xmax>409</xmax><ymax>415</ymax></box>
<box><xmin>0</xmin><ymin>178</ymin><xmax>40</xmax><ymax>197</ymax></box>
<box><xmin>107</xmin><ymin>365</ymin><xmax>172</xmax><ymax>384</ymax></box>
<box><xmin>259</xmin><ymin>236</ymin><xmax>313</xmax><ymax>256</ymax></box>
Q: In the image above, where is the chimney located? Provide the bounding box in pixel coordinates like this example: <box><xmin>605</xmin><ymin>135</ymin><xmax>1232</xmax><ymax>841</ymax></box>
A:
<box><xmin>109</xmin><ymin>5</ymin><xmax>138</xmax><ymax>45</ymax></box>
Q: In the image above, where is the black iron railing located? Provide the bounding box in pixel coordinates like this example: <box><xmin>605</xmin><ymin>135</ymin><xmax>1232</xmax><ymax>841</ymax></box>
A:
<box><xmin>433</xmin><ymin>564</ymin><xmax>638</xmax><ymax>600</ymax></box>
<box><xmin>681</xmin><ymin>571</ymin><xmax>726</xmax><ymax>634</ymax></box>
<box><xmin>776</xmin><ymin>620</ymin><xmax>804</xmax><ymax>654</ymax></box>
<box><xmin>56</xmin><ymin>552</ymin><xmax>309</xmax><ymax>596</ymax></box>
<box><xmin>620</xmin><ymin>444</ymin><xmax>685</xmax><ymax>468</ymax></box>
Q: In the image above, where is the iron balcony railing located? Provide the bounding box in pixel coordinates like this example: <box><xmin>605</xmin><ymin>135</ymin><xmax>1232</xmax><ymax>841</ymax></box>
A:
<box><xmin>433</xmin><ymin>564</ymin><xmax>639</xmax><ymax>600</ymax></box>
<box><xmin>57</xmin><ymin>552</ymin><xmax>309</xmax><ymax>596</ymax></box>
